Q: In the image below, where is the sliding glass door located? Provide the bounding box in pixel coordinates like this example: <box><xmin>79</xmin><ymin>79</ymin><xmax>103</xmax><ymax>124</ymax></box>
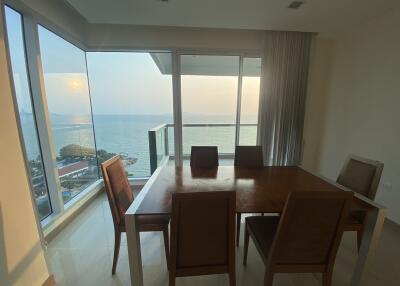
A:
<box><xmin>180</xmin><ymin>55</ymin><xmax>239</xmax><ymax>160</ymax></box>
<box><xmin>239</xmin><ymin>57</ymin><xmax>262</xmax><ymax>145</ymax></box>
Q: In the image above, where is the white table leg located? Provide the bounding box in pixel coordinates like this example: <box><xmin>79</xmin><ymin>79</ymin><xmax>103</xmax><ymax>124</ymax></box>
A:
<box><xmin>124</xmin><ymin>165</ymin><xmax>168</xmax><ymax>286</ymax></box>
<box><xmin>126</xmin><ymin>214</ymin><xmax>144</xmax><ymax>286</ymax></box>
<box><xmin>351</xmin><ymin>208</ymin><xmax>386</xmax><ymax>285</ymax></box>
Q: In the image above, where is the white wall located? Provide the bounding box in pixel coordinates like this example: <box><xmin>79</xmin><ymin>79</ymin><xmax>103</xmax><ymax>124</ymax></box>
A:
<box><xmin>302</xmin><ymin>36</ymin><xmax>333</xmax><ymax>171</ymax></box>
<box><xmin>0</xmin><ymin>4</ymin><xmax>50</xmax><ymax>285</ymax></box>
<box><xmin>303</xmin><ymin>6</ymin><xmax>400</xmax><ymax>223</ymax></box>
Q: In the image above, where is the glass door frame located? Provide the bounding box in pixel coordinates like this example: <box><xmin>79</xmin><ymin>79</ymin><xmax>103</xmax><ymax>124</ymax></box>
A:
<box><xmin>172</xmin><ymin>49</ymin><xmax>262</xmax><ymax>166</ymax></box>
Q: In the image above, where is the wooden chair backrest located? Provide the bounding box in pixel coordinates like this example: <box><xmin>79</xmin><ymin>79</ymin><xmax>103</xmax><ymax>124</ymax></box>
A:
<box><xmin>101</xmin><ymin>155</ymin><xmax>134</xmax><ymax>227</ymax></box>
<box><xmin>190</xmin><ymin>146</ymin><xmax>219</xmax><ymax>168</ymax></box>
<box><xmin>337</xmin><ymin>155</ymin><xmax>384</xmax><ymax>199</ymax></box>
<box><xmin>170</xmin><ymin>191</ymin><xmax>236</xmax><ymax>276</ymax></box>
<box><xmin>268</xmin><ymin>191</ymin><xmax>353</xmax><ymax>271</ymax></box>
<box><xmin>234</xmin><ymin>145</ymin><xmax>264</xmax><ymax>168</ymax></box>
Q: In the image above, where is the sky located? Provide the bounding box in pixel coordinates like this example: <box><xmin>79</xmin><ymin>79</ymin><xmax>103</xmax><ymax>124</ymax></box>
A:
<box><xmin>5</xmin><ymin>7</ymin><xmax>33</xmax><ymax>114</ymax></box>
<box><xmin>5</xmin><ymin>6</ymin><xmax>260</xmax><ymax>122</ymax></box>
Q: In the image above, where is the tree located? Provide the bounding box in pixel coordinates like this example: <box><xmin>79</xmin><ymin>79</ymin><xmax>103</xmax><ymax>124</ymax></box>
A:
<box><xmin>97</xmin><ymin>149</ymin><xmax>117</xmax><ymax>164</ymax></box>
<box><xmin>59</xmin><ymin>144</ymin><xmax>96</xmax><ymax>159</ymax></box>
<box><xmin>61</xmin><ymin>179</ymin><xmax>76</xmax><ymax>190</ymax></box>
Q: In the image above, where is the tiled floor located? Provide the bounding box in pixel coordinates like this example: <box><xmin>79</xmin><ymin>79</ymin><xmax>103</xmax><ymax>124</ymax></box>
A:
<box><xmin>46</xmin><ymin>193</ymin><xmax>400</xmax><ymax>286</ymax></box>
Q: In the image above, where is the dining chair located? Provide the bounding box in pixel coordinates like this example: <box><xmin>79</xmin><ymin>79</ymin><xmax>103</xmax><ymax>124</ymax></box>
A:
<box><xmin>234</xmin><ymin>145</ymin><xmax>264</xmax><ymax>168</ymax></box>
<box><xmin>190</xmin><ymin>146</ymin><xmax>219</xmax><ymax>168</ymax></box>
<box><xmin>169</xmin><ymin>191</ymin><xmax>236</xmax><ymax>286</ymax></box>
<box><xmin>243</xmin><ymin>191</ymin><xmax>353</xmax><ymax>286</ymax></box>
<box><xmin>337</xmin><ymin>154</ymin><xmax>384</xmax><ymax>250</ymax></box>
<box><xmin>101</xmin><ymin>156</ymin><xmax>170</xmax><ymax>274</ymax></box>
<box><xmin>234</xmin><ymin>145</ymin><xmax>264</xmax><ymax>247</ymax></box>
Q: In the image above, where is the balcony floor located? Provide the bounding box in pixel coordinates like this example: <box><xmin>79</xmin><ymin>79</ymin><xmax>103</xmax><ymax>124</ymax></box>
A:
<box><xmin>47</xmin><ymin>192</ymin><xmax>400</xmax><ymax>286</ymax></box>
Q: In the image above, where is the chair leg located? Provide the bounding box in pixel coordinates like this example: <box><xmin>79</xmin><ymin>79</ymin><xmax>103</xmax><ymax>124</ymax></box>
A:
<box><xmin>112</xmin><ymin>230</ymin><xmax>121</xmax><ymax>275</ymax></box>
<box><xmin>168</xmin><ymin>272</ymin><xmax>176</xmax><ymax>286</ymax></box>
<box><xmin>322</xmin><ymin>270</ymin><xmax>333</xmax><ymax>286</ymax></box>
<box><xmin>264</xmin><ymin>270</ymin><xmax>274</xmax><ymax>286</ymax></box>
<box><xmin>163</xmin><ymin>228</ymin><xmax>170</xmax><ymax>269</ymax></box>
<box><xmin>357</xmin><ymin>229</ymin><xmax>363</xmax><ymax>252</ymax></box>
<box><xmin>243</xmin><ymin>224</ymin><xmax>250</xmax><ymax>266</ymax></box>
<box><xmin>229</xmin><ymin>268</ymin><xmax>236</xmax><ymax>286</ymax></box>
<box><xmin>236</xmin><ymin>213</ymin><xmax>241</xmax><ymax>247</ymax></box>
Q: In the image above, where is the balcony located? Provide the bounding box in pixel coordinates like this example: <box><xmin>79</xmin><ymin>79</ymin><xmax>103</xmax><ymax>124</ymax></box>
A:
<box><xmin>148</xmin><ymin>123</ymin><xmax>258</xmax><ymax>173</ymax></box>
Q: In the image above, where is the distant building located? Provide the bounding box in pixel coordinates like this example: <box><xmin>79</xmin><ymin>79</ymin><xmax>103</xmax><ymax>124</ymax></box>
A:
<box><xmin>58</xmin><ymin>161</ymin><xmax>89</xmax><ymax>178</ymax></box>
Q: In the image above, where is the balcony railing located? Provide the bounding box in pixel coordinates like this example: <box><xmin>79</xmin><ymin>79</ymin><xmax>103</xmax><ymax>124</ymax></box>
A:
<box><xmin>148</xmin><ymin>124</ymin><xmax>170</xmax><ymax>174</ymax></box>
<box><xmin>148</xmin><ymin>123</ymin><xmax>257</xmax><ymax>173</ymax></box>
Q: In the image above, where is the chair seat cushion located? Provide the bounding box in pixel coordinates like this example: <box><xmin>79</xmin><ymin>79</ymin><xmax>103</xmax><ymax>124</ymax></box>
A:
<box><xmin>137</xmin><ymin>214</ymin><xmax>170</xmax><ymax>226</ymax></box>
<box><xmin>246</xmin><ymin>216</ymin><xmax>280</xmax><ymax>262</ymax></box>
<box><xmin>119</xmin><ymin>214</ymin><xmax>170</xmax><ymax>231</ymax></box>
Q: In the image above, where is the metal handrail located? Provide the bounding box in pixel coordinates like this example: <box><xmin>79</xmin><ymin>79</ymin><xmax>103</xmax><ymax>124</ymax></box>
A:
<box><xmin>164</xmin><ymin>123</ymin><xmax>257</xmax><ymax>127</ymax></box>
<box><xmin>148</xmin><ymin>123</ymin><xmax>168</xmax><ymax>132</ymax></box>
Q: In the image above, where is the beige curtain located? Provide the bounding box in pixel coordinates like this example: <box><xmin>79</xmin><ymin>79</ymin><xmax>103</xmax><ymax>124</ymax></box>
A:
<box><xmin>257</xmin><ymin>31</ymin><xmax>313</xmax><ymax>166</ymax></box>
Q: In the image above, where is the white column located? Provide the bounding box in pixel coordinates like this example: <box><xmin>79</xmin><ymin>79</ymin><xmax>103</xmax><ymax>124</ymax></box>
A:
<box><xmin>172</xmin><ymin>51</ymin><xmax>183</xmax><ymax>166</ymax></box>
<box><xmin>235</xmin><ymin>56</ymin><xmax>244</xmax><ymax>146</ymax></box>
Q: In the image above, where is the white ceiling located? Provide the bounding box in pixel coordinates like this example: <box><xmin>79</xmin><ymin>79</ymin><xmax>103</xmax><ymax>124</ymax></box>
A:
<box><xmin>65</xmin><ymin>0</ymin><xmax>399</xmax><ymax>33</ymax></box>
<box><xmin>152</xmin><ymin>54</ymin><xmax>262</xmax><ymax>76</ymax></box>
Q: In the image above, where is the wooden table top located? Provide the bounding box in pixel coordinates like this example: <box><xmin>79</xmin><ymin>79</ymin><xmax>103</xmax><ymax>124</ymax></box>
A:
<box><xmin>135</xmin><ymin>166</ymin><xmax>373</xmax><ymax>215</ymax></box>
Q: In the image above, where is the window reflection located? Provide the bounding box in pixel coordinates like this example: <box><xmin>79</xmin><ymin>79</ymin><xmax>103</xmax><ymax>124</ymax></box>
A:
<box><xmin>38</xmin><ymin>26</ymin><xmax>99</xmax><ymax>204</ymax></box>
<box><xmin>5</xmin><ymin>7</ymin><xmax>52</xmax><ymax>219</ymax></box>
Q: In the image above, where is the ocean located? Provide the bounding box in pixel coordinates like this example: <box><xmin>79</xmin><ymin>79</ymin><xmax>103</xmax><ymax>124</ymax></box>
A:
<box><xmin>19</xmin><ymin>113</ymin><xmax>257</xmax><ymax>178</ymax></box>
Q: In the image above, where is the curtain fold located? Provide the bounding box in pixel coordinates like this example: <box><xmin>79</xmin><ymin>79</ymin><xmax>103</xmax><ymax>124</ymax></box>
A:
<box><xmin>257</xmin><ymin>31</ymin><xmax>313</xmax><ymax>166</ymax></box>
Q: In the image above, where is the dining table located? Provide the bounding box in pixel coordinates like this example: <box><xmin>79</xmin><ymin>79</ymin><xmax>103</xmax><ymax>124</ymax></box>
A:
<box><xmin>125</xmin><ymin>164</ymin><xmax>386</xmax><ymax>286</ymax></box>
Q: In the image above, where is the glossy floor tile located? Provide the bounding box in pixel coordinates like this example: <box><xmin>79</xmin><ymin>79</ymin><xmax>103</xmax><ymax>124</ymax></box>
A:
<box><xmin>46</xmin><ymin>193</ymin><xmax>400</xmax><ymax>286</ymax></box>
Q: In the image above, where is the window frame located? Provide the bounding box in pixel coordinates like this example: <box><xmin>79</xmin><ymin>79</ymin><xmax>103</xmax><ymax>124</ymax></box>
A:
<box><xmin>3</xmin><ymin>5</ymin><xmax>54</xmax><ymax>220</ymax></box>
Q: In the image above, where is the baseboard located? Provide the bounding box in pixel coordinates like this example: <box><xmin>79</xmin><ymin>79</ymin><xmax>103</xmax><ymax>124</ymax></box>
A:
<box><xmin>44</xmin><ymin>183</ymin><xmax>145</xmax><ymax>243</ymax></box>
<box><xmin>385</xmin><ymin>218</ymin><xmax>400</xmax><ymax>232</ymax></box>
<box><xmin>42</xmin><ymin>275</ymin><xmax>55</xmax><ymax>286</ymax></box>
<box><xmin>386</xmin><ymin>218</ymin><xmax>399</xmax><ymax>226</ymax></box>
<box><xmin>44</xmin><ymin>188</ymin><xmax>104</xmax><ymax>242</ymax></box>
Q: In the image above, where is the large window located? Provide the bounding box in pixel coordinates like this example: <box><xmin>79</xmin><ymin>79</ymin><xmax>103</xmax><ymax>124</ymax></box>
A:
<box><xmin>38</xmin><ymin>27</ymin><xmax>98</xmax><ymax>204</ymax></box>
<box><xmin>5</xmin><ymin>7</ymin><xmax>52</xmax><ymax>219</ymax></box>
<box><xmin>86</xmin><ymin>52</ymin><xmax>173</xmax><ymax>177</ymax></box>
<box><xmin>5</xmin><ymin>6</ymin><xmax>262</xmax><ymax>219</ymax></box>
<box><xmin>181</xmin><ymin>55</ymin><xmax>239</xmax><ymax>157</ymax></box>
